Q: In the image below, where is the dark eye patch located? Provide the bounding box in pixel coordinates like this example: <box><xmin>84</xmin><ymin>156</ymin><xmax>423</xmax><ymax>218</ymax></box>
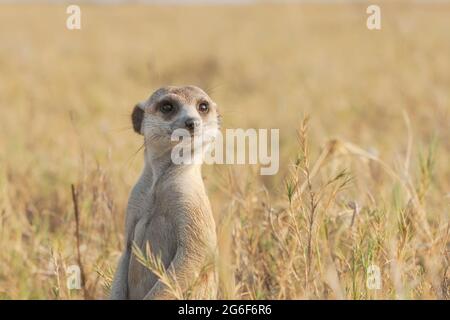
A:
<box><xmin>160</xmin><ymin>104</ymin><xmax>174</xmax><ymax>114</ymax></box>
<box><xmin>157</xmin><ymin>98</ymin><xmax>180</xmax><ymax>109</ymax></box>
<box><xmin>155</xmin><ymin>98</ymin><xmax>180</xmax><ymax>120</ymax></box>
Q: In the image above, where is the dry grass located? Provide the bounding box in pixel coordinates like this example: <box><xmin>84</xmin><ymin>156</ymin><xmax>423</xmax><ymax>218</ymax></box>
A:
<box><xmin>0</xmin><ymin>2</ymin><xmax>449</xmax><ymax>299</ymax></box>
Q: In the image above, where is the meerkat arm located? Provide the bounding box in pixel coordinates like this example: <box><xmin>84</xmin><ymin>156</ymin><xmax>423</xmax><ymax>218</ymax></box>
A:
<box><xmin>110</xmin><ymin>250</ymin><xmax>131</xmax><ymax>299</ymax></box>
<box><xmin>110</xmin><ymin>210</ymin><xmax>140</xmax><ymax>299</ymax></box>
<box><xmin>142</xmin><ymin>245</ymin><xmax>196</xmax><ymax>300</ymax></box>
<box><xmin>110</xmin><ymin>216</ymin><xmax>137</xmax><ymax>299</ymax></box>
<box><xmin>110</xmin><ymin>166</ymin><xmax>153</xmax><ymax>300</ymax></box>
<box><xmin>143</xmin><ymin>208</ymin><xmax>216</xmax><ymax>300</ymax></box>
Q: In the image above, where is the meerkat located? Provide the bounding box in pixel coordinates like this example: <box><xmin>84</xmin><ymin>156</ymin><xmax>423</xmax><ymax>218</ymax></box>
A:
<box><xmin>110</xmin><ymin>86</ymin><xmax>219</xmax><ymax>300</ymax></box>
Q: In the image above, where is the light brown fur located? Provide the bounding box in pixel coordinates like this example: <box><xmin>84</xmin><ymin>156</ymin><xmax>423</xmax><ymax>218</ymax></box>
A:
<box><xmin>110</xmin><ymin>86</ymin><xmax>219</xmax><ymax>300</ymax></box>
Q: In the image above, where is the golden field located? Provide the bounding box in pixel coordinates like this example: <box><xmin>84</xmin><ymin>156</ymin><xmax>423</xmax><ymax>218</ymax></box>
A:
<box><xmin>0</xmin><ymin>2</ymin><xmax>449</xmax><ymax>299</ymax></box>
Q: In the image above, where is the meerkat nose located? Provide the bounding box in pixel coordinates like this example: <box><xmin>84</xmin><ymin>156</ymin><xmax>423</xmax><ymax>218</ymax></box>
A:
<box><xmin>185</xmin><ymin>118</ymin><xmax>200</xmax><ymax>131</ymax></box>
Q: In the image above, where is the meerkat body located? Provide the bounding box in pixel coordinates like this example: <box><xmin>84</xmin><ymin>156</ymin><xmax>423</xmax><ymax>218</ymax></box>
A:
<box><xmin>110</xmin><ymin>86</ymin><xmax>219</xmax><ymax>300</ymax></box>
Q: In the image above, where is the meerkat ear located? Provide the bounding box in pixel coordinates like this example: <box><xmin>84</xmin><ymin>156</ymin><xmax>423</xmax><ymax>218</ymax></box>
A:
<box><xmin>131</xmin><ymin>103</ymin><xmax>144</xmax><ymax>135</ymax></box>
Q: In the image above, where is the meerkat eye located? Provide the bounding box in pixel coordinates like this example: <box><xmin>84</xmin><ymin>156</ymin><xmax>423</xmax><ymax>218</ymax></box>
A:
<box><xmin>198</xmin><ymin>102</ymin><xmax>209</xmax><ymax>114</ymax></box>
<box><xmin>160</xmin><ymin>104</ymin><xmax>174</xmax><ymax>114</ymax></box>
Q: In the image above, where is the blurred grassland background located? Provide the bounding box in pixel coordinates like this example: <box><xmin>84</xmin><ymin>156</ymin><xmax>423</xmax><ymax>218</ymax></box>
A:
<box><xmin>0</xmin><ymin>2</ymin><xmax>449</xmax><ymax>299</ymax></box>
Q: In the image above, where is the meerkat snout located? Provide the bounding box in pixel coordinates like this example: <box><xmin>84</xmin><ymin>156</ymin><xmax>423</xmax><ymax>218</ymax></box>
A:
<box><xmin>184</xmin><ymin>117</ymin><xmax>201</xmax><ymax>132</ymax></box>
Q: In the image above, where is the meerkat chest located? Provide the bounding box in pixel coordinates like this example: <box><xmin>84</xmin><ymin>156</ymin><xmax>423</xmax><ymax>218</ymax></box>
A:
<box><xmin>132</xmin><ymin>186</ymin><xmax>177</xmax><ymax>255</ymax></box>
<box><xmin>127</xmin><ymin>203</ymin><xmax>178</xmax><ymax>299</ymax></box>
<box><xmin>133</xmin><ymin>211</ymin><xmax>176</xmax><ymax>250</ymax></box>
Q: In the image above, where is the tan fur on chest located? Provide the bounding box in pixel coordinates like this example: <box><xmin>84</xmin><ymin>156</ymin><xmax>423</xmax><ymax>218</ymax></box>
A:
<box><xmin>126</xmin><ymin>172</ymin><xmax>217</xmax><ymax>299</ymax></box>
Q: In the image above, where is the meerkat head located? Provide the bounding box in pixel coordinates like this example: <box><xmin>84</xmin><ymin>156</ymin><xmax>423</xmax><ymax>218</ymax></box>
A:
<box><xmin>132</xmin><ymin>85</ymin><xmax>220</xmax><ymax>154</ymax></box>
